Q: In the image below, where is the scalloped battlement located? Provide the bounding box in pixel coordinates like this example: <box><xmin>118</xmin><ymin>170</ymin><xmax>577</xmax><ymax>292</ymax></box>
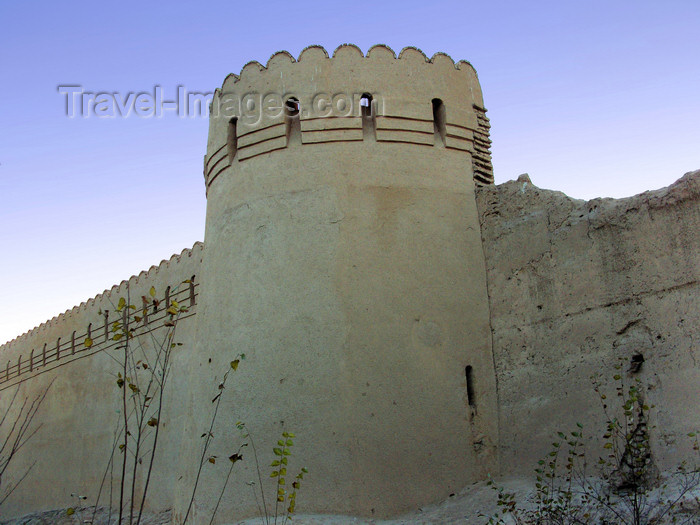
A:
<box><xmin>216</xmin><ymin>45</ymin><xmax>478</xmax><ymax>91</ymax></box>
<box><xmin>203</xmin><ymin>44</ymin><xmax>493</xmax><ymax>189</ymax></box>
<box><xmin>0</xmin><ymin>242</ymin><xmax>204</xmax><ymax>360</ymax></box>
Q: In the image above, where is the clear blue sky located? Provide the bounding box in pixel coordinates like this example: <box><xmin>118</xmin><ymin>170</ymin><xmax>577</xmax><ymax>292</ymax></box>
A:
<box><xmin>1</xmin><ymin>0</ymin><xmax>698</xmax><ymax>344</ymax></box>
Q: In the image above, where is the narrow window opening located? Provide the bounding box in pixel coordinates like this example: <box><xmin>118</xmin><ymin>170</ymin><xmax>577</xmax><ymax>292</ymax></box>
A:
<box><xmin>189</xmin><ymin>275</ymin><xmax>196</xmax><ymax>307</ymax></box>
<box><xmin>285</xmin><ymin>97</ymin><xmax>301</xmax><ymax>145</ymax></box>
<box><xmin>360</xmin><ymin>93</ymin><xmax>372</xmax><ymax>116</ymax></box>
<box><xmin>432</xmin><ymin>98</ymin><xmax>446</xmax><ymax>147</ymax></box>
<box><xmin>227</xmin><ymin>117</ymin><xmax>238</xmax><ymax>162</ymax></box>
<box><xmin>360</xmin><ymin>93</ymin><xmax>376</xmax><ymax>141</ymax></box>
<box><xmin>465</xmin><ymin>365</ymin><xmax>476</xmax><ymax>408</ymax></box>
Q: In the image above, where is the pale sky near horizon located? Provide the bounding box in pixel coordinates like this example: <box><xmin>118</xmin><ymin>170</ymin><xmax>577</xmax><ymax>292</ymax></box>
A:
<box><xmin>0</xmin><ymin>0</ymin><xmax>698</xmax><ymax>344</ymax></box>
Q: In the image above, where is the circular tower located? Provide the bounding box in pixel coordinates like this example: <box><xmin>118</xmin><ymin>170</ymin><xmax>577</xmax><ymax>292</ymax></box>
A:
<box><xmin>175</xmin><ymin>44</ymin><xmax>497</xmax><ymax>521</ymax></box>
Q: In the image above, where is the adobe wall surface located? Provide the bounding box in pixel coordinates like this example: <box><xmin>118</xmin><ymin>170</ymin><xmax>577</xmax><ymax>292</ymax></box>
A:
<box><xmin>0</xmin><ymin>243</ymin><xmax>203</xmax><ymax>520</ymax></box>
<box><xmin>476</xmin><ymin>170</ymin><xmax>700</xmax><ymax>476</ymax></box>
<box><xmin>6</xmin><ymin>43</ymin><xmax>698</xmax><ymax>525</ymax></box>
<box><xmin>173</xmin><ymin>45</ymin><xmax>497</xmax><ymax>522</ymax></box>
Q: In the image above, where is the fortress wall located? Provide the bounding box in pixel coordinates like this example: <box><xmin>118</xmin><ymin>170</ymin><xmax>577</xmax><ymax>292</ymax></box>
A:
<box><xmin>476</xmin><ymin>170</ymin><xmax>700</xmax><ymax>476</ymax></box>
<box><xmin>0</xmin><ymin>243</ymin><xmax>203</xmax><ymax>519</ymax></box>
<box><xmin>204</xmin><ymin>44</ymin><xmax>492</xmax><ymax>190</ymax></box>
<box><xmin>173</xmin><ymin>45</ymin><xmax>498</xmax><ymax>521</ymax></box>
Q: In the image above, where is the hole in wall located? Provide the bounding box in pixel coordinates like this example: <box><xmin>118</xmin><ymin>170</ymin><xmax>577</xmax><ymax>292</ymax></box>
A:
<box><xmin>465</xmin><ymin>365</ymin><xmax>476</xmax><ymax>408</ymax></box>
<box><xmin>432</xmin><ymin>98</ymin><xmax>446</xmax><ymax>147</ymax></box>
<box><xmin>629</xmin><ymin>353</ymin><xmax>645</xmax><ymax>374</ymax></box>
<box><xmin>360</xmin><ymin>93</ymin><xmax>372</xmax><ymax>115</ymax></box>
<box><xmin>285</xmin><ymin>97</ymin><xmax>300</xmax><ymax>116</ymax></box>
<box><xmin>227</xmin><ymin>117</ymin><xmax>238</xmax><ymax>162</ymax></box>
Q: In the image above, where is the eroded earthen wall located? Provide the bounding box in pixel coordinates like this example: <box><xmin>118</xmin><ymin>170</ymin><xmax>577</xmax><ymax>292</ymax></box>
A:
<box><xmin>477</xmin><ymin>170</ymin><xmax>700</xmax><ymax>475</ymax></box>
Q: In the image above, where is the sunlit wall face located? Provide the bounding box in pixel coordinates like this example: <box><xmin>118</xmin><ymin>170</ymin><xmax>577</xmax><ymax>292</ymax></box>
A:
<box><xmin>1</xmin><ymin>0</ymin><xmax>698</xmax><ymax>343</ymax></box>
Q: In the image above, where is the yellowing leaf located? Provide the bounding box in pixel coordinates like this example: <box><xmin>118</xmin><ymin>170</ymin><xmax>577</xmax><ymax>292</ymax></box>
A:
<box><xmin>84</xmin><ymin>337</ymin><xmax>93</xmax><ymax>348</ymax></box>
<box><xmin>117</xmin><ymin>297</ymin><xmax>126</xmax><ymax>311</ymax></box>
<box><xmin>66</xmin><ymin>508</ymin><xmax>75</xmax><ymax>516</ymax></box>
<box><xmin>149</xmin><ymin>286</ymin><xmax>156</xmax><ymax>298</ymax></box>
<box><xmin>231</xmin><ymin>359</ymin><xmax>240</xmax><ymax>371</ymax></box>
<box><xmin>147</xmin><ymin>417</ymin><xmax>158</xmax><ymax>427</ymax></box>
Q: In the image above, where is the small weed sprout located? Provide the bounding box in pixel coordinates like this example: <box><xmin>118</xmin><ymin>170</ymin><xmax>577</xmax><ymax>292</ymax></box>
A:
<box><xmin>237</xmin><ymin>423</ymin><xmax>308</xmax><ymax>525</ymax></box>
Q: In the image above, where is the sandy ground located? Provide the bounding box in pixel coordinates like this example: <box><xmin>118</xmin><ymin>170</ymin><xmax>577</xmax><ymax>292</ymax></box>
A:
<box><xmin>5</xmin><ymin>476</ymin><xmax>700</xmax><ymax>524</ymax></box>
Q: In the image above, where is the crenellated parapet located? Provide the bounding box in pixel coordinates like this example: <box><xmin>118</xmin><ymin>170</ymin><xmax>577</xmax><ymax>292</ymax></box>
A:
<box><xmin>203</xmin><ymin>44</ymin><xmax>493</xmax><ymax>190</ymax></box>
<box><xmin>0</xmin><ymin>242</ymin><xmax>204</xmax><ymax>390</ymax></box>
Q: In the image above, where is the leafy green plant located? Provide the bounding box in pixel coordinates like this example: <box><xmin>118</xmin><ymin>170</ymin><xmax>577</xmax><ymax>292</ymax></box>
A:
<box><xmin>236</xmin><ymin>424</ymin><xmax>308</xmax><ymax>525</ymax></box>
<box><xmin>269</xmin><ymin>431</ymin><xmax>308</xmax><ymax>524</ymax></box>
<box><xmin>67</xmin><ymin>281</ymin><xmax>308</xmax><ymax>525</ymax></box>
<box><xmin>185</xmin><ymin>413</ymin><xmax>308</xmax><ymax>525</ymax></box>
<box><xmin>88</xmin><ymin>283</ymin><xmax>190</xmax><ymax>525</ymax></box>
<box><xmin>486</xmin><ymin>361</ymin><xmax>700</xmax><ymax>525</ymax></box>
